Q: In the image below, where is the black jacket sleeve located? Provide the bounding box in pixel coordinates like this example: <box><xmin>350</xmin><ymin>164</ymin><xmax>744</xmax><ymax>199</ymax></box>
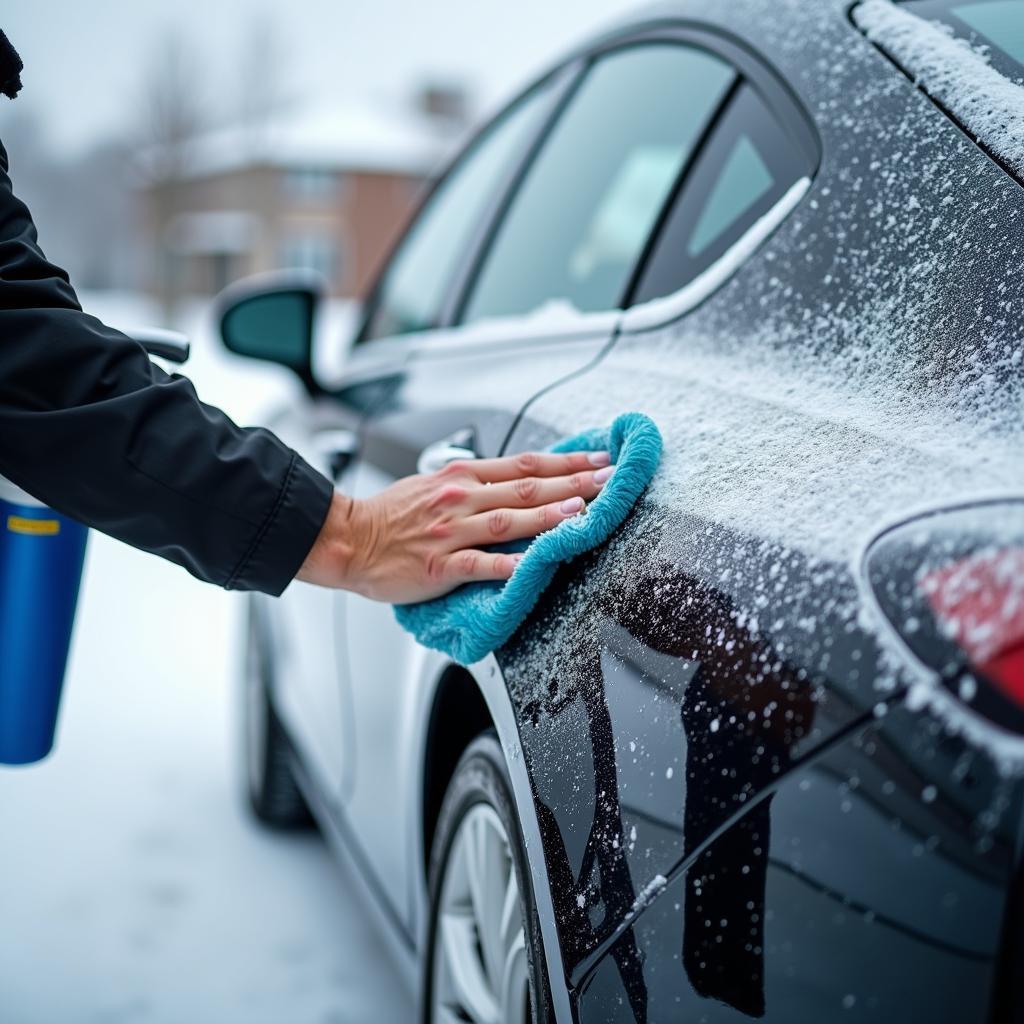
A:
<box><xmin>0</xmin><ymin>140</ymin><xmax>334</xmax><ymax>595</ymax></box>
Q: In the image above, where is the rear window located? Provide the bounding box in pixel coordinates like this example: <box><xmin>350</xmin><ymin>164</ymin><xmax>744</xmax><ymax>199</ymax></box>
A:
<box><xmin>899</xmin><ymin>0</ymin><xmax>1024</xmax><ymax>78</ymax></box>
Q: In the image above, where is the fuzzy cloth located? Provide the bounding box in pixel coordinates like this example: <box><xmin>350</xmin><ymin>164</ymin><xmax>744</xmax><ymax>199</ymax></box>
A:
<box><xmin>394</xmin><ymin>412</ymin><xmax>663</xmax><ymax>664</ymax></box>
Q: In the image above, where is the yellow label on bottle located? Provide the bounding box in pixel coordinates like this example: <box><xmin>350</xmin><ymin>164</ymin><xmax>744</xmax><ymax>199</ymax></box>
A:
<box><xmin>7</xmin><ymin>516</ymin><xmax>60</xmax><ymax>536</ymax></box>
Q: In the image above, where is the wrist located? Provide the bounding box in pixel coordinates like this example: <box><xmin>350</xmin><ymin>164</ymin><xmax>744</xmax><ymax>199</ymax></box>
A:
<box><xmin>296</xmin><ymin>490</ymin><xmax>360</xmax><ymax>589</ymax></box>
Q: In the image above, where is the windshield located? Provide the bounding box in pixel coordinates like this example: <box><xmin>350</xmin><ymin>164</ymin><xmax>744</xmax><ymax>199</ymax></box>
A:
<box><xmin>900</xmin><ymin>0</ymin><xmax>1024</xmax><ymax>79</ymax></box>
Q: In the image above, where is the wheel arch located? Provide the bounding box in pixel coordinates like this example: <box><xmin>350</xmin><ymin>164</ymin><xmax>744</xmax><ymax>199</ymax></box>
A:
<box><xmin>416</xmin><ymin>654</ymin><xmax>574</xmax><ymax>1023</ymax></box>
<box><xmin>420</xmin><ymin>663</ymin><xmax>493</xmax><ymax>877</ymax></box>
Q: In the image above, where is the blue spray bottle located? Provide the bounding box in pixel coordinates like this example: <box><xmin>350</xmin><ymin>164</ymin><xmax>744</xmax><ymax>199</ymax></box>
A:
<box><xmin>0</xmin><ymin>478</ymin><xmax>88</xmax><ymax>764</ymax></box>
<box><xmin>0</xmin><ymin>328</ymin><xmax>190</xmax><ymax>765</ymax></box>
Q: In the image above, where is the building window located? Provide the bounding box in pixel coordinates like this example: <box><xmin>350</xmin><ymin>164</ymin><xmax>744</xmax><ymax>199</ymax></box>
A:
<box><xmin>279</xmin><ymin>232</ymin><xmax>339</xmax><ymax>281</ymax></box>
<box><xmin>282</xmin><ymin>167</ymin><xmax>339</xmax><ymax>203</ymax></box>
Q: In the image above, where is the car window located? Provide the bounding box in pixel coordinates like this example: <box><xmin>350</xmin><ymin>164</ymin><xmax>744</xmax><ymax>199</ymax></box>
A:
<box><xmin>459</xmin><ymin>44</ymin><xmax>736</xmax><ymax>324</ymax></box>
<box><xmin>630</xmin><ymin>83</ymin><xmax>811</xmax><ymax>306</ymax></box>
<box><xmin>359</xmin><ymin>82</ymin><xmax>554</xmax><ymax>343</ymax></box>
<box><xmin>686</xmin><ymin>135</ymin><xmax>775</xmax><ymax>257</ymax></box>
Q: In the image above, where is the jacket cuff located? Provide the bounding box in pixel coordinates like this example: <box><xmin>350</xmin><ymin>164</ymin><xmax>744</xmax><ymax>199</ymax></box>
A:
<box><xmin>226</xmin><ymin>452</ymin><xmax>334</xmax><ymax>596</ymax></box>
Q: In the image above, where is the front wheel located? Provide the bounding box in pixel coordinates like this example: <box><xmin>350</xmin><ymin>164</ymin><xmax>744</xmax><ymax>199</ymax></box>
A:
<box><xmin>424</xmin><ymin>732</ymin><xmax>552</xmax><ymax>1024</ymax></box>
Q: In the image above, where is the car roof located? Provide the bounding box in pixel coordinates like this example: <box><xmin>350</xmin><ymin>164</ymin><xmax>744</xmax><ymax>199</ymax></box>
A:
<box><xmin>542</xmin><ymin>0</ymin><xmax>859</xmax><ymax>127</ymax></box>
<box><xmin>573</xmin><ymin>0</ymin><xmax>851</xmax><ymax>57</ymax></box>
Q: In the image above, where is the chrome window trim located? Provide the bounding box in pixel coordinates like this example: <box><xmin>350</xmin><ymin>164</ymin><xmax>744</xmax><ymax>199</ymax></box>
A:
<box><xmin>619</xmin><ymin>175</ymin><xmax>811</xmax><ymax>334</ymax></box>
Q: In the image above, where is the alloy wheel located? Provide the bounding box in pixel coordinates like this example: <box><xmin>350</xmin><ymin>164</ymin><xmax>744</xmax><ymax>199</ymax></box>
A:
<box><xmin>432</xmin><ymin>803</ymin><xmax>530</xmax><ymax>1024</ymax></box>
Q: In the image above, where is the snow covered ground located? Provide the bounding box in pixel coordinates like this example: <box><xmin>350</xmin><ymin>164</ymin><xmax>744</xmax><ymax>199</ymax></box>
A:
<box><xmin>0</xmin><ymin>294</ymin><xmax>413</xmax><ymax>1023</ymax></box>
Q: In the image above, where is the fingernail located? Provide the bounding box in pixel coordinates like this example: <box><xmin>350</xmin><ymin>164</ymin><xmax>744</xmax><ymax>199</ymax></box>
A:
<box><xmin>561</xmin><ymin>496</ymin><xmax>584</xmax><ymax>515</ymax></box>
<box><xmin>593</xmin><ymin>466</ymin><xmax>614</xmax><ymax>485</ymax></box>
<box><xmin>588</xmin><ymin>451</ymin><xmax>611</xmax><ymax>467</ymax></box>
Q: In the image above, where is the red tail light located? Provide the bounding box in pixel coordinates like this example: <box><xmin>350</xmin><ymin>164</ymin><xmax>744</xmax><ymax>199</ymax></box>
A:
<box><xmin>919</xmin><ymin>547</ymin><xmax>1024</xmax><ymax>707</ymax></box>
<box><xmin>866</xmin><ymin>501</ymin><xmax>1024</xmax><ymax>733</ymax></box>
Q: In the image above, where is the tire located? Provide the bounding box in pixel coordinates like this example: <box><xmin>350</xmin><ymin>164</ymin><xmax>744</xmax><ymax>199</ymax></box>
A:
<box><xmin>241</xmin><ymin>599</ymin><xmax>312</xmax><ymax>829</ymax></box>
<box><xmin>424</xmin><ymin>731</ymin><xmax>552</xmax><ymax>1024</ymax></box>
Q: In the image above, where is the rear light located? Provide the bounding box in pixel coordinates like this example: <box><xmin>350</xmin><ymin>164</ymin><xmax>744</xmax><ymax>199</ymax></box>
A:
<box><xmin>865</xmin><ymin>501</ymin><xmax>1024</xmax><ymax>736</ymax></box>
<box><xmin>919</xmin><ymin>548</ymin><xmax>1024</xmax><ymax>707</ymax></box>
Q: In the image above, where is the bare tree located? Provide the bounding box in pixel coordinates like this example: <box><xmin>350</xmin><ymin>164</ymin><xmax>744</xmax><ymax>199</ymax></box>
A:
<box><xmin>0</xmin><ymin>106</ymin><xmax>139</xmax><ymax>291</ymax></box>
<box><xmin>131</xmin><ymin>30</ymin><xmax>209</xmax><ymax>313</ymax></box>
<box><xmin>136</xmin><ymin>29</ymin><xmax>208</xmax><ymax>184</ymax></box>
<box><xmin>236</xmin><ymin>14</ymin><xmax>293</xmax><ymax>153</ymax></box>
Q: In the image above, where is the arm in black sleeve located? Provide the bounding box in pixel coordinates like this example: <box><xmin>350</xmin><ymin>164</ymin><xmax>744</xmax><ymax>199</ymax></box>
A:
<box><xmin>0</xmin><ymin>140</ymin><xmax>334</xmax><ymax>595</ymax></box>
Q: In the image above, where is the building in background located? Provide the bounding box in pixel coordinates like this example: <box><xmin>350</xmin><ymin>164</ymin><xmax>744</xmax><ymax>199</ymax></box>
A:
<box><xmin>142</xmin><ymin>90</ymin><xmax>465</xmax><ymax>306</ymax></box>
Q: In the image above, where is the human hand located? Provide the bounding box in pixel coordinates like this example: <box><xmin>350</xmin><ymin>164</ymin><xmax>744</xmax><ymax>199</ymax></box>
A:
<box><xmin>296</xmin><ymin>450</ymin><xmax>614</xmax><ymax>602</ymax></box>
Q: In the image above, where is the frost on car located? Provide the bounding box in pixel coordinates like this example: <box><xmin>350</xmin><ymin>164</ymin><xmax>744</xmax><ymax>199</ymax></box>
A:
<box><xmin>497</xmin><ymin>0</ymin><xmax>1024</xmax><ymax>1018</ymax></box>
<box><xmin>224</xmin><ymin>0</ymin><xmax>1024</xmax><ymax>1020</ymax></box>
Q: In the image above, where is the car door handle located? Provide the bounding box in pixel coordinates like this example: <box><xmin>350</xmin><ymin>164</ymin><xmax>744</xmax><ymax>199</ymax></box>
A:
<box><xmin>314</xmin><ymin>428</ymin><xmax>359</xmax><ymax>481</ymax></box>
<box><xmin>417</xmin><ymin>429</ymin><xmax>478</xmax><ymax>475</ymax></box>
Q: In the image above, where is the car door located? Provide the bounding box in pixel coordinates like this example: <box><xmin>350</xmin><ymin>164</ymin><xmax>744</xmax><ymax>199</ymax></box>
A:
<box><xmin>336</xmin><ymin>37</ymin><xmax>746</xmax><ymax>931</ymax></box>
<box><xmin>267</xmin><ymin>67</ymin><xmax>570</xmax><ymax>802</ymax></box>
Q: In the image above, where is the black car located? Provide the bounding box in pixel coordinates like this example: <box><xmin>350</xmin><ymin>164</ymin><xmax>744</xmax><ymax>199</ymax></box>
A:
<box><xmin>217</xmin><ymin>0</ymin><xmax>1024</xmax><ymax>1019</ymax></box>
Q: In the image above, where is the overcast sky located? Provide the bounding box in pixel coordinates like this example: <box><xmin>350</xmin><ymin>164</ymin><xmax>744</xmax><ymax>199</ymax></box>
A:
<box><xmin>2</xmin><ymin>0</ymin><xmax>640</xmax><ymax>155</ymax></box>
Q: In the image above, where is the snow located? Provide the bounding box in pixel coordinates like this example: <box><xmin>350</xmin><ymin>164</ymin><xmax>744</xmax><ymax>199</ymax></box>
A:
<box><xmin>500</xmin><ymin>0</ymin><xmax>1024</xmax><ymax>816</ymax></box>
<box><xmin>854</xmin><ymin>0</ymin><xmax>1024</xmax><ymax>179</ymax></box>
<box><xmin>626</xmin><ymin>874</ymin><xmax>669</xmax><ymax>918</ymax></box>
<box><xmin>148</xmin><ymin>102</ymin><xmax>457</xmax><ymax>182</ymax></box>
<box><xmin>905</xmin><ymin>678</ymin><xmax>1024</xmax><ymax>776</ymax></box>
<box><xmin>458</xmin><ymin>299</ymin><xmax>620</xmax><ymax>346</ymax></box>
<box><xmin>959</xmin><ymin>676</ymin><xmax>977</xmax><ymax>702</ymax></box>
<box><xmin>523</xmin><ymin>339</ymin><xmax>1024</xmax><ymax>567</ymax></box>
<box><xmin>0</xmin><ymin>295</ymin><xmax>412</xmax><ymax>1023</ymax></box>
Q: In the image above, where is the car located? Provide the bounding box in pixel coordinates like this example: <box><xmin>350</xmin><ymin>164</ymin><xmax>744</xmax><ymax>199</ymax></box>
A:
<box><xmin>215</xmin><ymin>0</ymin><xmax>1024</xmax><ymax>1020</ymax></box>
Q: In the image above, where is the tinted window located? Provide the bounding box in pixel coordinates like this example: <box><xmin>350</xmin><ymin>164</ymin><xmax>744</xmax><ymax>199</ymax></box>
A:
<box><xmin>687</xmin><ymin>135</ymin><xmax>775</xmax><ymax>257</ymax></box>
<box><xmin>360</xmin><ymin>83</ymin><xmax>553</xmax><ymax>342</ymax></box>
<box><xmin>460</xmin><ymin>44</ymin><xmax>735</xmax><ymax>324</ymax></box>
<box><xmin>632</xmin><ymin>84</ymin><xmax>810</xmax><ymax>305</ymax></box>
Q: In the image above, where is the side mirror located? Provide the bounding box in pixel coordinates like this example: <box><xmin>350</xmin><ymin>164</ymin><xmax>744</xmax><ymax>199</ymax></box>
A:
<box><xmin>216</xmin><ymin>271</ymin><xmax>326</xmax><ymax>392</ymax></box>
<box><xmin>313</xmin><ymin>300</ymin><xmax>363</xmax><ymax>389</ymax></box>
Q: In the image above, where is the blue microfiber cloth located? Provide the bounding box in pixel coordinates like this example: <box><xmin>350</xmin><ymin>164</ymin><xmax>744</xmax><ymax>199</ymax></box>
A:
<box><xmin>393</xmin><ymin>412</ymin><xmax>663</xmax><ymax>664</ymax></box>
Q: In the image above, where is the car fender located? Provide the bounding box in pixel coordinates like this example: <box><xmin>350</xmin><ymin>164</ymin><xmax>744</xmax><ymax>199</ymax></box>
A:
<box><xmin>409</xmin><ymin>650</ymin><xmax>575</xmax><ymax>1023</ymax></box>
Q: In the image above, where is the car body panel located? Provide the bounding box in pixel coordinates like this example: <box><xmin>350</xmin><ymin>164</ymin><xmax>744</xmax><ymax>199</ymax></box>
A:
<box><xmin>332</xmin><ymin>318</ymin><xmax>619</xmax><ymax>935</ymax></box>
<box><xmin>273</xmin><ymin>627</ymin><xmax>576</xmax><ymax>1022</ymax></box>
<box><xmin>491</xmin><ymin>0</ymin><xmax>1024</xmax><ymax>1013</ymax></box>
<box><xmin>574</xmin><ymin>701</ymin><xmax>1022</xmax><ymax>1021</ymax></box>
<box><xmin>256</xmin><ymin>398</ymin><xmax>365</xmax><ymax>797</ymax></box>
<box><xmin>253</xmin><ymin>0</ymin><xmax>1024</xmax><ymax>1020</ymax></box>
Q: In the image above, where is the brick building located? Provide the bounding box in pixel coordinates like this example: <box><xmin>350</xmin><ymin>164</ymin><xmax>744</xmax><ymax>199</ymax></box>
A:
<box><xmin>143</xmin><ymin>101</ymin><xmax>458</xmax><ymax>305</ymax></box>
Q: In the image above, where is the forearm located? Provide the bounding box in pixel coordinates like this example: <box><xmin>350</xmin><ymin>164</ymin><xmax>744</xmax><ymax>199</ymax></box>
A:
<box><xmin>0</xmin><ymin>140</ymin><xmax>333</xmax><ymax>595</ymax></box>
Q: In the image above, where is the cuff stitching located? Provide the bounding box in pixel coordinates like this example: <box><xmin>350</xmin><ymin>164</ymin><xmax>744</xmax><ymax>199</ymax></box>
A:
<box><xmin>225</xmin><ymin>451</ymin><xmax>297</xmax><ymax>590</ymax></box>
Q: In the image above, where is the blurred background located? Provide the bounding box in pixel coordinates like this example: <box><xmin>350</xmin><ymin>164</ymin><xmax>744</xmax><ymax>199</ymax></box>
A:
<box><xmin>0</xmin><ymin>1</ymin><xmax>636</xmax><ymax>1020</ymax></box>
